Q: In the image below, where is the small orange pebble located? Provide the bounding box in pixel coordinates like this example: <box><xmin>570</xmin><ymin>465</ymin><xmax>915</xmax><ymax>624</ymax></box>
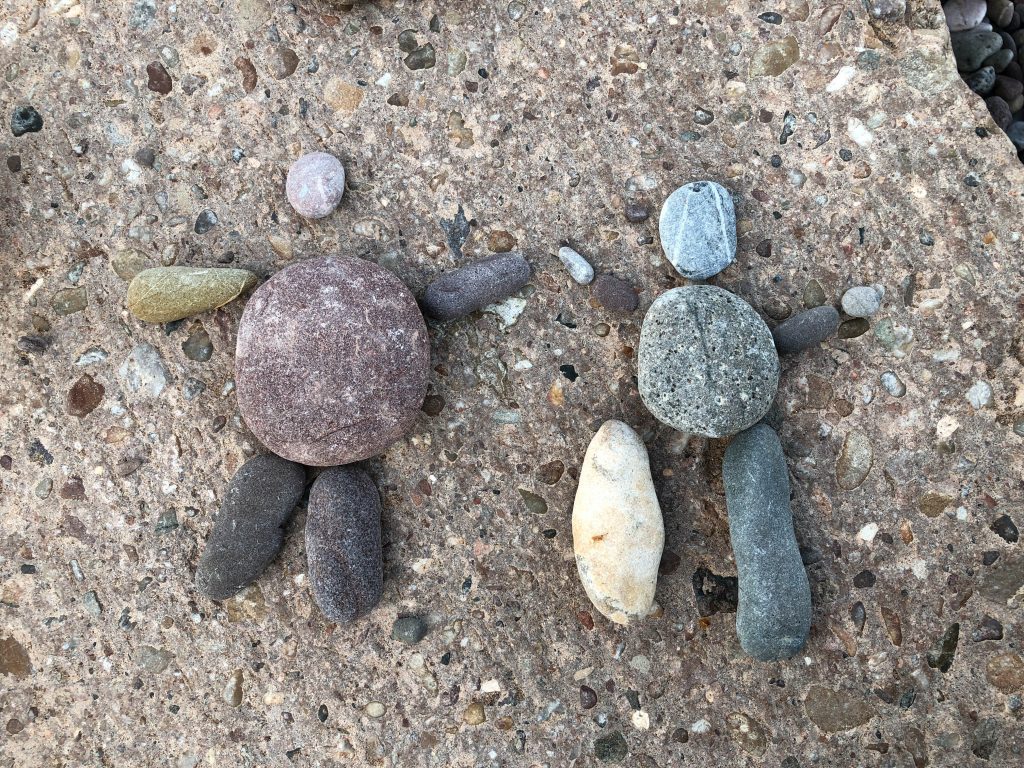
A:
<box><xmin>548</xmin><ymin>380</ymin><xmax>565</xmax><ymax>407</ymax></box>
<box><xmin>899</xmin><ymin>520</ymin><xmax>914</xmax><ymax>544</ymax></box>
<box><xmin>982</xmin><ymin>231</ymin><xmax>996</xmax><ymax>245</ymax></box>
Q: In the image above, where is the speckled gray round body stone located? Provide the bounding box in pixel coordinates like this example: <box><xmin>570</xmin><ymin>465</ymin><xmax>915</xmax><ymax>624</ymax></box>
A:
<box><xmin>638</xmin><ymin>285</ymin><xmax>779</xmax><ymax>438</ymax></box>
<box><xmin>770</xmin><ymin>306</ymin><xmax>841</xmax><ymax>355</ymax></box>
<box><xmin>195</xmin><ymin>455</ymin><xmax>307</xmax><ymax>600</ymax></box>
<box><xmin>285</xmin><ymin>152</ymin><xmax>345</xmax><ymax>219</ymax></box>
<box><xmin>724</xmin><ymin>423</ymin><xmax>811</xmax><ymax>661</ymax></box>
<box><xmin>236</xmin><ymin>256</ymin><xmax>430</xmax><ymax>466</ymax></box>
<box><xmin>658</xmin><ymin>181</ymin><xmax>736</xmax><ymax>280</ymax></box>
<box><xmin>421</xmin><ymin>253</ymin><xmax>531</xmax><ymax>320</ymax></box>
<box><xmin>305</xmin><ymin>466</ymin><xmax>383</xmax><ymax>624</ymax></box>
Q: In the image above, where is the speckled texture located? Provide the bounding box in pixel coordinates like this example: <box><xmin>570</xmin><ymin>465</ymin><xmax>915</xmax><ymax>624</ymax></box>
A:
<box><xmin>194</xmin><ymin>454</ymin><xmax>307</xmax><ymax>600</ymax></box>
<box><xmin>639</xmin><ymin>285</ymin><xmax>780</xmax><ymax>437</ymax></box>
<box><xmin>724</xmin><ymin>423</ymin><xmax>812</xmax><ymax>661</ymax></box>
<box><xmin>285</xmin><ymin>151</ymin><xmax>346</xmax><ymax>219</ymax></box>
<box><xmin>420</xmin><ymin>252</ymin><xmax>531</xmax><ymax>320</ymax></box>
<box><xmin>5</xmin><ymin>1</ymin><xmax>1024</xmax><ymax>765</ymax></box>
<box><xmin>305</xmin><ymin>465</ymin><xmax>383</xmax><ymax>624</ymax></box>
<box><xmin>235</xmin><ymin>255</ymin><xmax>429</xmax><ymax>465</ymax></box>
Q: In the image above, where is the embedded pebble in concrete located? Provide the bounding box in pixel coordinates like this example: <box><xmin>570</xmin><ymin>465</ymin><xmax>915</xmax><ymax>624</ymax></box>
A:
<box><xmin>194</xmin><ymin>455</ymin><xmax>306</xmax><ymax>600</ymax></box>
<box><xmin>11</xmin><ymin>106</ymin><xmax>43</xmax><ymax>137</ymax></box>
<box><xmin>421</xmin><ymin>253</ymin><xmax>530</xmax><ymax>320</ymax></box>
<box><xmin>590</xmin><ymin>274</ymin><xmax>638</xmax><ymax>312</ymax></box>
<box><xmin>127</xmin><ymin>267</ymin><xmax>258</xmax><ymax>323</ymax></box>
<box><xmin>572</xmin><ymin>420</ymin><xmax>664</xmax><ymax>625</ymax></box>
<box><xmin>724</xmin><ymin>423</ymin><xmax>811</xmax><ymax>661</ymax></box>
<box><xmin>118</xmin><ymin>343</ymin><xmax>169</xmax><ymax>397</ymax></box>
<box><xmin>391</xmin><ymin>616</ymin><xmax>428</xmax><ymax>645</ymax></box>
<box><xmin>638</xmin><ymin>285</ymin><xmax>779</xmax><ymax>438</ymax></box>
<box><xmin>841</xmin><ymin>285</ymin><xmax>883</xmax><ymax>318</ymax></box>
<box><xmin>771</xmin><ymin>306</ymin><xmax>840</xmax><ymax>355</ymax></box>
<box><xmin>305</xmin><ymin>466</ymin><xmax>383</xmax><ymax>624</ymax></box>
<box><xmin>285</xmin><ymin>152</ymin><xmax>346</xmax><ymax>219</ymax></box>
<box><xmin>556</xmin><ymin>246</ymin><xmax>594</xmax><ymax>285</ymax></box>
<box><xmin>236</xmin><ymin>256</ymin><xmax>430</xmax><ymax>466</ymax></box>
<box><xmin>658</xmin><ymin>181</ymin><xmax>736</xmax><ymax>279</ymax></box>
<box><xmin>880</xmin><ymin>371</ymin><xmax>906</xmax><ymax>398</ymax></box>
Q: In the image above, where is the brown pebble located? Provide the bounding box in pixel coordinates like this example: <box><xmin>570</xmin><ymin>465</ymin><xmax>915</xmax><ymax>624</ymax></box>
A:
<box><xmin>624</xmin><ymin>201</ymin><xmax>650</xmax><ymax>222</ymax></box>
<box><xmin>59</xmin><ymin>476</ymin><xmax>86</xmax><ymax>501</ymax></box>
<box><xmin>234</xmin><ymin>57</ymin><xmax>257</xmax><ymax>93</ymax></box>
<box><xmin>67</xmin><ymin>374</ymin><xmax>104</xmax><ymax>418</ymax></box>
<box><xmin>591</xmin><ymin>275</ymin><xmax>638</xmax><ymax>312</ymax></box>
<box><xmin>146</xmin><ymin>62</ymin><xmax>172</xmax><ymax>95</ymax></box>
<box><xmin>580</xmin><ymin>685</ymin><xmax>598</xmax><ymax>709</ymax></box>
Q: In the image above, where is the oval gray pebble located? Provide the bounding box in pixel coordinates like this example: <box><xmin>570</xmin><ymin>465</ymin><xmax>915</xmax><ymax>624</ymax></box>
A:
<box><xmin>195</xmin><ymin>455</ymin><xmax>307</xmax><ymax>600</ymax></box>
<box><xmin>724</xmin><ymin>423</ymin><xmax>811</xmax><ymax>661</ymax></box>
<box><xmin>771</xmin><ymin>306</ymin><xmax>840</xmax><ymax>354</ymax></box>
<box><xmin>639</xmin><ymin>285</ymin><xmax>779</xmax><ymax>438</ymax></box>
<box><xmin>305</xmin><ymin>466</ymin><xmax>383</xmax><ymax>624</ymax></box>
<box><xmin>658</xmin><ymin>181</ymin><xmax>736</xmax><ymax>280</ymax></box>
<box><xmin>392</xmin><ymin>615</ymin><xmax>428</xmax><ymax>644</ymax></box>
<box><xmin>556</xmin><ymin>246</ymin><xmax>594</xmax><ymax>285</ymax></box>
<box><xmin>421</xmin><ymin>253</ymin><xmax>531</xmax><ymax>321</ymax></box>
<box><xmin>841</xmin><ymin>286</ymin><xmax>882</xmax><ymax>318</ymax></box>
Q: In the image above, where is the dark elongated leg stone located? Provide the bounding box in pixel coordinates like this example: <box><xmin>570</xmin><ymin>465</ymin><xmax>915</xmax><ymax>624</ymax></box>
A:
<box><xmin>771</xmin><ymin>306</ymin><xmax>840</xmax><ymax>354</ymax></box>
<box><xmin>195</xmin><ymin>455</ymin><xmax>307</xmax><ymax>600</ymax></box>
<box><xmin>724</xmin><ymin>423</ymin><xmax>811</xmax><ymax>661</ymax></box>
<box><xmin>421</xmin><ymin>253</ymin><xmax>530</xmax><ymax>320</ymax></box>
<box><xmin>305</xmin><ymin>466</ymin><xmax>383</xmax><ymax>624</ymax></box>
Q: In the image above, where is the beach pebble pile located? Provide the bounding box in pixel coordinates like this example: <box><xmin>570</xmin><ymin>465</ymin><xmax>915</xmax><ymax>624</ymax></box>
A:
<box><xmin>943</xmin><ymin>0</ymin><xmax>1024</xmax><ymax>156</ymax></box>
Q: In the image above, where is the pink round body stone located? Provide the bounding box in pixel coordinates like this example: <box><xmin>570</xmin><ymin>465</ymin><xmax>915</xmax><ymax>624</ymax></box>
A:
<box><xmin>285</xmin><ymin>152</ymin><xmax>346</xmax><ymax>219</ymax></box>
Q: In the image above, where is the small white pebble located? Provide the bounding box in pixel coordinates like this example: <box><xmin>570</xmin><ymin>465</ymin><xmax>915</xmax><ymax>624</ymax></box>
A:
<box><xmin>691</xmin><ymin>719</ymin><xmax>711</xmax><ymax>734</ymax></box>
<box><xmin>956</xmin><ymin>506</ymin><xmax>968</xmax><ymax>521</ymax></box>
<box><xmin>911</xmin><ymin>560</ymin><xmax>928</xmax><ymax>579</ymax></box>
<box><xmin>364</xmin><ymin>702</ymin><xmax>386</xmax><ymax>718</ymax></box>
<box><xmin>847</xmin><ymin>117</ymin><xmax>873</xmax><ymax>147</ymax></box>
<box><xmin>556</xmin><ymin>246</ymin><xmax>595</xmax><ymax>285</ymax></box>
<box><xmin>631</xmin><ymin>711</ymin><xmax>651</xmax><ymax>730</ymax></box>
<box><xmin>966</xmin><ymin>381</ymin><xmax>992</xmax><ymax>410</ymax></box>
<box><xmin>826</xmin><ymin>65</ymin><xmax>856</xmax><ymax>93</ymax></box>
<box><xmin>857</xmin><ymin>523</ymin><xmax>879</xmax><ymax>544</ymax></box>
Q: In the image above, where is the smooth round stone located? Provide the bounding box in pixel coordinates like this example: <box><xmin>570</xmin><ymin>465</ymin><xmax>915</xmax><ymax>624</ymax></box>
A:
<box><xmin>981</xmin><ymin>48</ymin><xmax>1014</xmax><ymax>74</ymax></box>
<box><xmin>841</xmin><ymin>286</ymin><xmax>883</xmax><ymax>317</ymax></box>
<box><xmin>421</xmin><ymin>253</ymin><xmax>530</xmax><ymax>321</ymax></box>
<box><xmin>986</xmin><ymin>96</ymin><xmax>1013</xmax><ymax>130</ymax></box>
<box><xmin>1007</xmin><ymin>121</ymin><xmax>1024</xmax><ymax>149</ymax></box>
<box><xmin>127</xmin><ymin>267</ymin><xmax>258</xmax><ymax>323</ymax></box>
<box><xmin>658</xmin><ymin>181</ymin><xmax>736</xmax><ymax>279</ymax></box>
<box><xmin>989</xmin><ymin>0</ymin><xmax>1014</xmax><ymax>28</ymax></box>
<box><xmin>724</xmin><ymin>424</ymin><xmax>811</xmax><ymax>661</ymax></box>
<box><xmin>951</xmin><ymin>30</ymin><xmax>1004</xmax><ymax>72</ymax></box>
<box><xmin>305</xmin><ymin>466</ymin><xmax>383</xmax><ymax>624</ymax></box>
<box><xmin>572</xmin><ymin>420</ymin><xmax>664</xmax><ymax>625</ymax></box>
<box><xmin>944</xmin><ymin>0</ymin><xmax>987</xmax><ymax>31</ymax></box>
<box><xmin>965</xmin><ymin>66</ymin><xmax>997</xmax><ymax>95</ymax></box>
<box><xmin>285</xmin><ymin>152</ymin><xmax>346</xmax><ymax>219</ymax></box>
<box><xmin>195</xmin><ymin>455</ymin><xmax>307</xmax><ymax>600</ymax></box>
<box><xmin>771</xmin><ymin>306</ymin><xmax>840</xmax><ymax>354</ymax></box>
<box><xmin>638</xmin><ymin>286</ymin><xmax>779</xmax><ymax>438</ymax></box>
<box><xmin>236</xmin><ymin>256</ymin><xmax>429</xmax><ymax>466</ymax></box>
<box><xmin>556</xmin><ymin>246</ymin><xmax>595</xmax><ymax>285</ymax></box>
<box><xmin>993</xmin><ymin>74</ymin><xmax>1024</xmax><ymax>102</ymax></box>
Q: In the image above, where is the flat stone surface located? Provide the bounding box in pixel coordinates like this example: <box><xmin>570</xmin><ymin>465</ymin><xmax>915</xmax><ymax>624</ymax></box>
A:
<box><xmin>5</xmin><ymin>2</ymin><xmax>1024</xmax><ymax>765</ymax></box>
<box><xmin>638</xmin><ymin>285</ymin><xmax>779</xmax><ymax>437</ymax></box>
<box><xmin>236</xmin><ymin>256</ymin><xmax>430</xmax><ymax>465</ymax></box>
<box><xmin>658</xmin><ymin>180</ymin><xmax>737</xmax><ymax>279</ymax></box>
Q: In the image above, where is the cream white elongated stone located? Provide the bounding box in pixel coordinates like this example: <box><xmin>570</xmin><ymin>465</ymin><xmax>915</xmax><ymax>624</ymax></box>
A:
<box><xmin>572</xmin><ymin>420</ymin><xmax>664</xmax><ymax>625</ymax></box>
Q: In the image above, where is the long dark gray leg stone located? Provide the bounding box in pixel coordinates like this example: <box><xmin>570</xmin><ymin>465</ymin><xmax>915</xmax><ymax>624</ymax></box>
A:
<box><xmin>724</xmin><ymin>423</ymin><xmax>811</xmax><ymax>661</ymax></box>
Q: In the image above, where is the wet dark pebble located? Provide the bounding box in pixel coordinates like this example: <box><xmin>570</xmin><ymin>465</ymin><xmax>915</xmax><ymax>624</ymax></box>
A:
<box><xmin>991</xmin><ymin>513</ymin><xmax>1019</xmax><ymax>543</ymax></box>
<box><xmin>67</xmin><ymin>374</ymin><xmax>104</xmax><ymax>417</ymax></box>
<box><xmin>195</xmin><ymin>455</ymin><xmax>306</xmax><ymax>600</ymax></box>
<box><xmin>624</xmin><ymin>201</ymin><xmax>650</xmax><ymax>222</ymax></box>
<box><xmin>926</xmin><ymin>623</ymin><xmax>960</xmax><ymax>672</ymax></box>
<box><xmin>194</xmin><ymin>209</ymin><xmax>218</xmax><ymax>234</ymax></box>
<box><xmin>594</xmin><ymin>731</ymin><xmax>628</xmax><ymax>763</ymax></box>
<box><xmin>591</xmin><ymin>275</ymin><xmax>638</xmax><ymax>312</ymax></box>
<box><xmin>771</xmin><ymin>306</ymin><xmax>840</xmax><ymax>354</ymax></box>
<box><xmin>972</xmin><ymin>615</ymin><xmax>1004</xmax><ymax>642</ymax></box>
<box><xmin>305</xmin><ymin>466</ymin><xmax>383</xmax><ymax>624</ymax></box>
<box><xmin>421</xmin><ymin>253</ymin><xmax>531</xmax><ymax>321</ymax></box>
<box><xmin>11</xmin><ymin>106</ymin><xmax>43</xmax><ymax>137</ymax></box>
<box><xmin>579</xmin><ymin>685</ymin><xmax>598</xmax><ymax>709</ymax></box>
<box><xmin>134</xmin><ymin>147</ymin><xmax>156</xmax><ymax>168</ymax></box>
